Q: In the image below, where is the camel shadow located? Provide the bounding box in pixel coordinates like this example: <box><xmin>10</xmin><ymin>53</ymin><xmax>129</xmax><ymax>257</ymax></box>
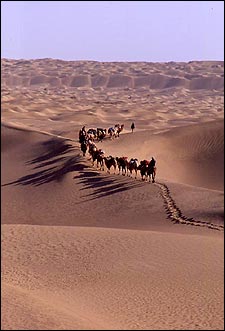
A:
<box><xmin>25</xmin><ymin>138</ymin><xmax>75</xmax><ymax>165</ymax></box>
<box><xmin>2</xmin><ymin>137</ymin><xmax>88</xmax><ymax>187</ymax></box>
<box><xmin>73</xmin><ymin>170</ymin><xmax>142</xmax><ymax>201</ymax></box>
<box><xmin>2</xmin><ymin>136</ymin><xmax>142</xmax><ymax>198</ymax></box>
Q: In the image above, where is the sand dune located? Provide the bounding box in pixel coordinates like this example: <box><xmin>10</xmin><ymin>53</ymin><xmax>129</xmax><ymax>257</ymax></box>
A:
<box><xmin>2</xmin><ymin>224</ymin><xmax>223</xmax><ymax>330</ymax></box>
<box><xmin>2</xmin><ymin>59</ymin><xmax>224</xmax><ymax>90</ymax></box>
<box><xmin>102</xmin><ymin>120</ymin><xmax>224</xmax><ymax>190</ymax></box>
<box><xmin>2</xmin><ymin>71</ymin><xmax>222</xmax><ymax>90</ymax></box>
<box><xmin>1</xmin><ymin>59</ymin><xmax>224</xmax><ymax>330</ymax></box>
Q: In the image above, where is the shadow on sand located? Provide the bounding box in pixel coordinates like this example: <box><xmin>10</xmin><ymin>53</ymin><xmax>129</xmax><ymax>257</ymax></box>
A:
<box><xmin>2</xmin><ymin>137</ymin><xmax>142</xmax><ymax>200</ymax></box>
<box><xmin>73</xmin><ymin>170</ymin><xmax>142</xmax><ymax>201</ymax></box>
<box><xmin>2</xmin><ymin>137</ymin><xmax>87</xmax><ymax>187</ymax></box>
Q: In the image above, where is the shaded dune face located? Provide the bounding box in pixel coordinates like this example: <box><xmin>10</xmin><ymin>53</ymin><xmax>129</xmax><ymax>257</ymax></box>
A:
<box><xmin>1</xmin><ymin>59</ymin><xmax>224</xmax><ymax>90</ymax></box>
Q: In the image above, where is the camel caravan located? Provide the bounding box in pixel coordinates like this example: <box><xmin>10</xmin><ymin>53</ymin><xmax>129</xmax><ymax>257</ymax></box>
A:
<box><xmin>79</xmin><ymin>124</ymin><xmax>156</xmax><ymax>183</ymax></box>
<box><xmin>79</xmin><ymin>124</ymin><xmax>124</xmax><ymax>144</ymax></box>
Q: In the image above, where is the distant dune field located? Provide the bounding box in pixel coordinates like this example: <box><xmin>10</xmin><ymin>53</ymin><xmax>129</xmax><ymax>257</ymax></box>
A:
<box><xmin>1</xmin><ymin>59</ymin><xmax>224</xmax><ymax>330</ymax></box>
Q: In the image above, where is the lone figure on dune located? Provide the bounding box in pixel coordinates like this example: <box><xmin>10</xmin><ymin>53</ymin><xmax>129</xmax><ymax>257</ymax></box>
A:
<box><xmin>131</xmin><ymin>122</ymin><xmax>135</xmax><ymax>133</ymax></box>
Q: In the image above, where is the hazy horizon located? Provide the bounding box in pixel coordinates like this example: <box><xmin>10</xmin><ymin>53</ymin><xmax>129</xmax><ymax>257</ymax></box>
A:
<box><xmin>2</xmin><ymin>57</ymin><xmax>224</xmax><ymax>63</ymax></box>
<box><xmin>1</xmin><ymin>1</ymin><xmax>224</xmax><ymax>62</ymax></box>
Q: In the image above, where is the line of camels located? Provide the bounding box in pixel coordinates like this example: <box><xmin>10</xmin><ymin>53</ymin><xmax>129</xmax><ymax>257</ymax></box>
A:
<box><xmin>77</xmin><ymin>125</ymin><xmax>223</xmax><ymax>232</ymax></box>
<box><xmin>79</xmin><ymin>124</ymin><xmax>156</xmax><ymax>182</ymax></box>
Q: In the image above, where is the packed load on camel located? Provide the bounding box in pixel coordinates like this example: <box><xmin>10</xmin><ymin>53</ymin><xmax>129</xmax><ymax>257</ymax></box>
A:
<box><xmin>79</xmin><ymin>124</ymin><xmax>124</xmax><ymax>143</ymax></box>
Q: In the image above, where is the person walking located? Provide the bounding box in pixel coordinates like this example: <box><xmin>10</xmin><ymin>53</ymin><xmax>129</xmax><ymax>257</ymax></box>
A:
<box><xmin>149</xmin><ymin>157</ymin><xmax>156</xmax><ymax>168</ymax></box>
<box><xmin>131</xmin><ymin>122</ymin><xmax>135</xmax><ymax>133</ymax></box>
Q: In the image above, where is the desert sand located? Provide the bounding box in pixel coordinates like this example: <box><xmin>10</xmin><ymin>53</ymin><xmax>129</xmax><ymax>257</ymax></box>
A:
<box><xmin>1</xmin><ymin>59</ymin><xmax>224</xmax><ymax>330</ymax></box>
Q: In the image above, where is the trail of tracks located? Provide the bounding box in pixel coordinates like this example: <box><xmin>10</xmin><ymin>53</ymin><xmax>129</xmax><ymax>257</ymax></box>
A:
<box><xmin>85</xmin><ymin>142</ymin><xmax>224</xmax><ymax>232</ymax></box>
<box><xmin>154</xmin><ymin>181</ymin><xmax>224</xmax><ymax>232</ymax></box>
<box><xmin>48</xmin><ymin>133</ymin><xmax>224</xmax><ymax>232</ymax></box>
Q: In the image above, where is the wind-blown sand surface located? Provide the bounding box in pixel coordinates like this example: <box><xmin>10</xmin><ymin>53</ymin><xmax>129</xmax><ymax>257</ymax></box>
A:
<box><xmin>1</xmin><ymin>59</ymin><xmax>224</xmax><ymax>330</ymax></box>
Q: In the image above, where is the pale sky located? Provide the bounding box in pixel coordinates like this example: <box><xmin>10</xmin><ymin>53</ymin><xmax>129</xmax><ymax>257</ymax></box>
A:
<box><xmin>1</xmin><ymin>1</ymin><xmax>224</xmax><ymax>62</ymax></box>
